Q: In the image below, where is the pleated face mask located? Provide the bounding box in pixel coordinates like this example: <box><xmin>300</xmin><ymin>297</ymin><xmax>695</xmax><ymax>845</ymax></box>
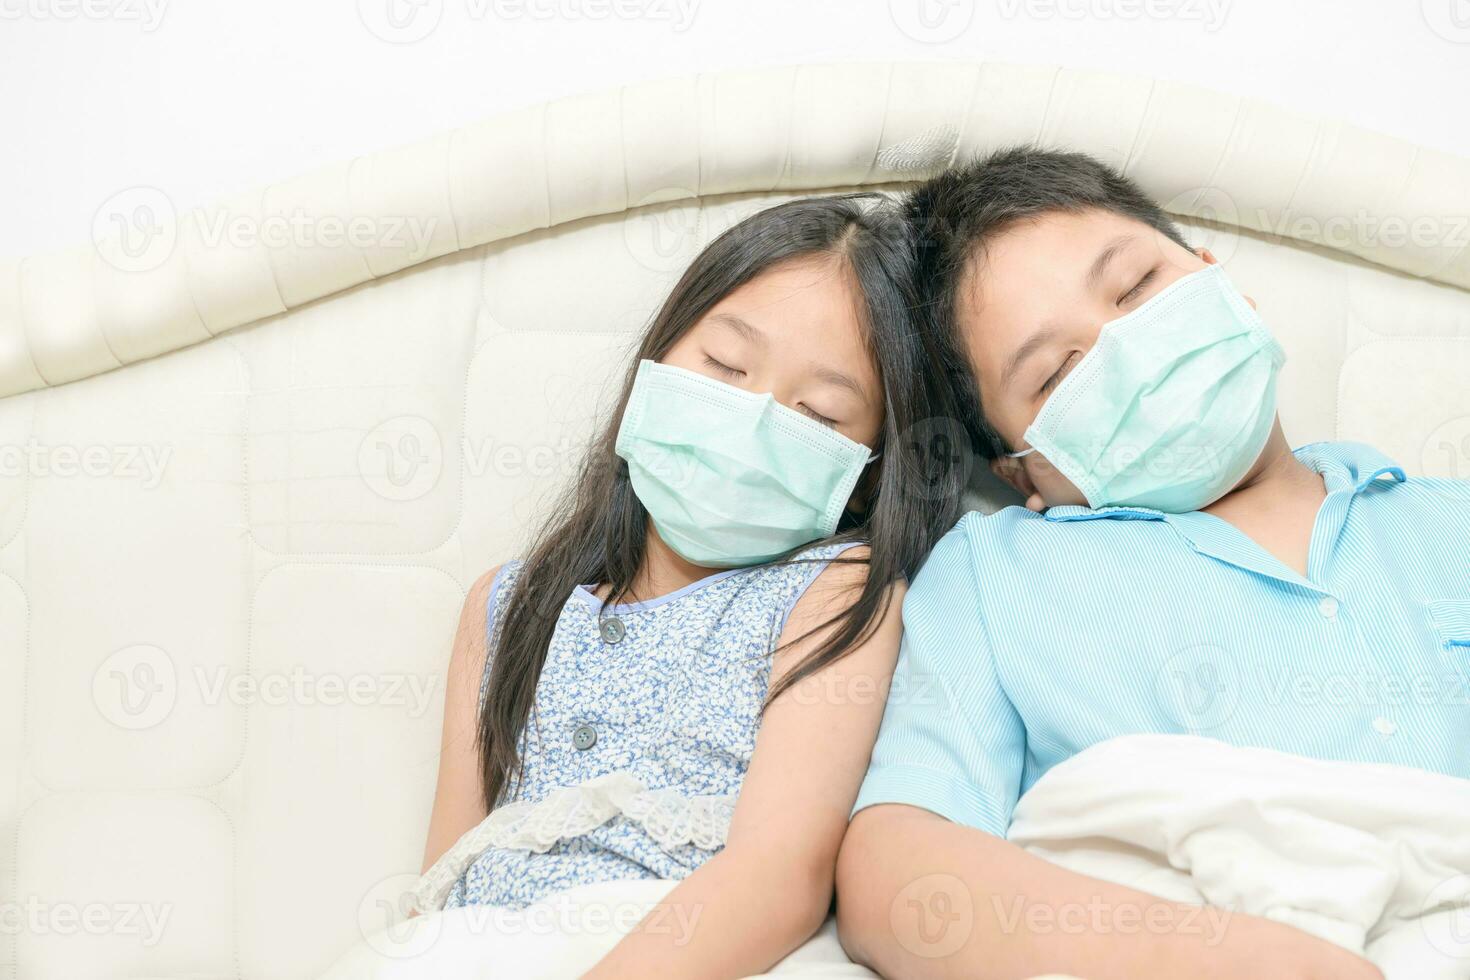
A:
<box><xmin>614</xmin><ymin>359</ymin><xmax>880</xmax><ymax>568</ymax></box>
<box><xmin>1007</xmin><ymin>265</ymin><xmax>1286</xmax><ymax>513</ymax></box>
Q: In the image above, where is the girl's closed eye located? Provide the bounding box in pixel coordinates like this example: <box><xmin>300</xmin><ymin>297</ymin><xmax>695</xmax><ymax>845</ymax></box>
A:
<box><xmin>799</xmin><ymin>404</ymin><xmax>839</xmax><ymax>428</ymax></box>
<box><xmin>703</xmin><ymin>353</ymin><xmax>744</xmax><ymax>378</ymax></box>
<box><xmin>703</xmin><ymin>352</ymin><xmax>840</xmax><ymax>428</ymax></box>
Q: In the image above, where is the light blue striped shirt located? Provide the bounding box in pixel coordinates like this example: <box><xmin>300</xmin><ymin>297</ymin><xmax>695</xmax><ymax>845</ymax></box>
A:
<box><xmin>854</xmin><ymin>442</ymin><xmax>1470</xmax><ymax>835</ymax></box>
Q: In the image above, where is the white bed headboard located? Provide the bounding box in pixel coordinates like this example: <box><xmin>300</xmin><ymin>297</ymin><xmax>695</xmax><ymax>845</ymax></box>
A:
<box><xmin>1</xmin><ymin>62</ymin><xmax>1467</xmax><ymax>979</ymax></box>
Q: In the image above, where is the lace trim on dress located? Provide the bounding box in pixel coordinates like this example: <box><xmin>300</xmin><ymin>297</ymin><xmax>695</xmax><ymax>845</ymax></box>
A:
<box><xmin>410</xmin><ymin>771</ymin><xmax>737</xmax><ymax>913</ymax></box>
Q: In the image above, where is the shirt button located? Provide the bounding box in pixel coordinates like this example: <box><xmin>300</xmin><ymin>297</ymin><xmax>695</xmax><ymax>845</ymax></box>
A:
<box><xmin>1318</xmin><ymin>597</ymin><xmax>1339</xmax><ymax>619</ymax></box>
<box><xmin>1372</xmin><ymin>716</ymin><xmax>1397</xmax><ymax>737</ymax></box>
<box><xmin>572</xmin><ymin>724</ymin><xmax>597</xmax><ymax>751</ymax></box>
<box><xmin>599</xmin><ymin>617</ymin><xmax>625</xmax><ymax>643</ymax></box>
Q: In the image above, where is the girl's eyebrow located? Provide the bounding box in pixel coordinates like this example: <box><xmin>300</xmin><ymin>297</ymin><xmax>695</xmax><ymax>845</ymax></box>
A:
<box><xmin>811</xmin><ymin>363</ymin><xmax>869</xmax><ymax>406</ymax></box>
<box><xmin>711</xmin><ymin>313</ymin><xmax>766</xmax><ymax>346</ymax></box>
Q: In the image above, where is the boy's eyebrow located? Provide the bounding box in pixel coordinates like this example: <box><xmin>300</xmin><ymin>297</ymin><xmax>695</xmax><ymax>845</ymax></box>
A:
<box><xmin>999</xmin><ymin>235</ymin><xmax>1138</xmax><ymax>392</ymax></box>
<box><xmin>1087</xmin><ymin>233</ymin><xmax>1138</xmax><ymax>289</ymax></box>
<box><xmin>711</xmin><ymin>313</ymin><xmax>767</xmax><ymax>346</ymax></box>
<box><xmin>1001</xmin><ymin>325</ymin><xmax>1061</xmax><ymax>390</ymax></box>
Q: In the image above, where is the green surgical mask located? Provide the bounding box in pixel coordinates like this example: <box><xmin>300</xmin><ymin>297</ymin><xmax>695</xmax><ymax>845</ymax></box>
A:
<box><xmin>614</xmin><ymin>359</ymin><xmax>879</xmax><ymax>568</ymax></box>
<box><xmin>1007</xmin><ymin>265</ymin><xmax>1286</xmax><ymax>513</ymax></box>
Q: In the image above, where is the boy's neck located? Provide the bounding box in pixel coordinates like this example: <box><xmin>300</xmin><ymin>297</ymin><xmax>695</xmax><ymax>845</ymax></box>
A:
<box><xmin>1206</xmin><ymin>425</ymin><xmax>1325</xmax><ymax>517</ymax></box>
<box><xmin>1201</xmin><ymin>425</ymin><xmax>1328</xmax><ymax>578</ymax></box>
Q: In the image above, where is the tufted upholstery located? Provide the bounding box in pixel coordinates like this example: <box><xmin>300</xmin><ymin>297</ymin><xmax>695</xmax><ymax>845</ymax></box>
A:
<box><xmin>0</xmin><ymin>62</ymin><xmax>1467</xmax><ymax>979</ymax></box>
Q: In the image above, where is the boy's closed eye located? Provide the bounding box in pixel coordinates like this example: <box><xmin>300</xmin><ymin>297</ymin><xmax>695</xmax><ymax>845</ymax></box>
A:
<box><xmin>1116</xmin><ymin>266</ymin><xmax>1159</xmax><ymax>306</ymax></box>
<box><xmin>1034</xmin><ymin>265</ymin><xmax>1164</xmax><ymax>398</ymax></box>
<box><xmin>1038</xmin><ymin>350</ymin><xmax>1080</xmax><ymax>396</ymax></box>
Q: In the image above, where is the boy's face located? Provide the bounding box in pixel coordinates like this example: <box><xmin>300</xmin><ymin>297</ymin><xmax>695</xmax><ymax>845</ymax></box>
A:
<box><xmin>956</xmin><ymin>207</ymin><xmax>1248</xmax><ymax>510</ymax></box>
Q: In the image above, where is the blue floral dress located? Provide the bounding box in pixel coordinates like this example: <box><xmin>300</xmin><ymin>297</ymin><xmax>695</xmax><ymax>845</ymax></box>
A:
<box><xmin>412</xmin><ymin>539</ymin><xmax>864</xmax><ymax>912</ymax></box>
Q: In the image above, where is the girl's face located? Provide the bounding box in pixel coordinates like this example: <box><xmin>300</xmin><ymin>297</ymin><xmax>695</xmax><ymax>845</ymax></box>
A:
<box><xmin>659</xmin><ymin>253</ymin><xmax>885</xmax><ymax>451</ymax></box>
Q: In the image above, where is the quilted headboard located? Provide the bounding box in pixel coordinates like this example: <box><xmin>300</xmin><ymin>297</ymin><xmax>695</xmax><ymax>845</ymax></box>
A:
<box><xmin>2</xmin><ymin>61</ymin><xmax>1468</xmax><ymax>979</ymax></box>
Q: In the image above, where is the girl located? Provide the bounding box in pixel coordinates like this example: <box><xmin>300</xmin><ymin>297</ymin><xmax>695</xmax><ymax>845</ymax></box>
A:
<box><xmin>412</xmin><ymin>194</ymin><xmax>968</xmax><ymax>977</ymax></box>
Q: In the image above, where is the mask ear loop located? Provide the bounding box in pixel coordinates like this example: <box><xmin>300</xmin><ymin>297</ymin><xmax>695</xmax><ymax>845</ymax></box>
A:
<box><xmin>840</xmin><ymin>449</ymin><xmax>883</xmax><ymax>520</ymax></box>
<box><xmin>1005</xmin><ymin>447</ymin><xmax>1036</xmax><ymax>459</ymax></box>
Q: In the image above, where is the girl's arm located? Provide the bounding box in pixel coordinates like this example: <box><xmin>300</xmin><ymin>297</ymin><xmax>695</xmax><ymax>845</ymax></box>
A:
<box><xmin>585</xmin><ymin>546</ymin><xmax>904</xmax><ymax>978</ymax></box>
<box><xmin>418</xmin><ymin>564</ymin><xmax>501</xmax><ymax>879</ymax></box>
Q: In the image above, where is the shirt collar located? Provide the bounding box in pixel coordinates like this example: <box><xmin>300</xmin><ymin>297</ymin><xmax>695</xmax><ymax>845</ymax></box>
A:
<box><xmin>1040</xmin><ymin>441</ymin><xmax>1405</xmax><ymax>524</ymax></box>
<box><xmin>1291</xmin><ymin>440</ymin><xmax>1405</xmax><ymax>494</ymax></box>
<box><xmin>1043</xmin><ymin>504</ymin><xmax>1165</xmax><ymax>523</ymax></box>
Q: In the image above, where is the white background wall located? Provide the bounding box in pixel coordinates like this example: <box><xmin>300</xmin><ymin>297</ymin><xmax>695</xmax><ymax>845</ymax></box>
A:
<box><xmin>2</xmin><ymin>0</ymin><xmax>1468</xmax><ymax>260</ymax></box>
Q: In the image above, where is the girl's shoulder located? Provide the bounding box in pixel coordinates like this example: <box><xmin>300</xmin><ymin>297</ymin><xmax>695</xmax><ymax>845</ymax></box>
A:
<box><xmin>800</xmin><ymin>538</ymin><xmax>870</xmax><ymax>561</ymax></box>
<box><xmin>779</xmin><ymin>538</ymin><xmax>870</xmax><ymax>577</ymax></box>
<box><xmin>489</xmin><ymin>556</ymin><xmax>527</xmax><ymax>591</ymax></box>
<box><xmin>482</xmin><ymin>557</ymin><xmax>529</xmax><ymax>629</ymax></box>
<box><xmin>740</xmin><ymin>538</ymin><xmax>871</xmax><ymax>617</ymax></box>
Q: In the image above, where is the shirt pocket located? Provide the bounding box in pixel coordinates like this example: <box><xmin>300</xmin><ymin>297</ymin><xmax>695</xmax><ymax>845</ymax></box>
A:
<box><xmin>1427</xmin><ymin>600</ymin><xmax>1470</xmax><ymax>648</ymax></box>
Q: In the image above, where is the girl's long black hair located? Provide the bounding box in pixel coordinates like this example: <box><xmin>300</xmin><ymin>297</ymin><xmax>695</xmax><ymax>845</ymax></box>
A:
<box><xmin>478</xmin><ymin>192</ymin><xmax>973</xmax><ymax>808</ymax></box>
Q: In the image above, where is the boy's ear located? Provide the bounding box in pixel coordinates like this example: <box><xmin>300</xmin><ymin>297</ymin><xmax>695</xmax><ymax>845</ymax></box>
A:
<box><xmin>991</xmin><ymin>455</ymin><xmax>1047</xmax><ymax>512</ymax></box>
<box><xmin>990</xmin><ymin>454</ymin><xmax>1035</xmax><ymax>498</ymax></box>
<box><xmin>1197</xmin><ymin>246</ymin><xmax>1256</xmax><ymax>307</ymax></box>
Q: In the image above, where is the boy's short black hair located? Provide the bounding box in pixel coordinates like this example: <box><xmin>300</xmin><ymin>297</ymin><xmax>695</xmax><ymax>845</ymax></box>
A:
<box><xmin>907</xmin><ymin>145</ymin><xmax>1191</xmax><ymax>459</ymax></box>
